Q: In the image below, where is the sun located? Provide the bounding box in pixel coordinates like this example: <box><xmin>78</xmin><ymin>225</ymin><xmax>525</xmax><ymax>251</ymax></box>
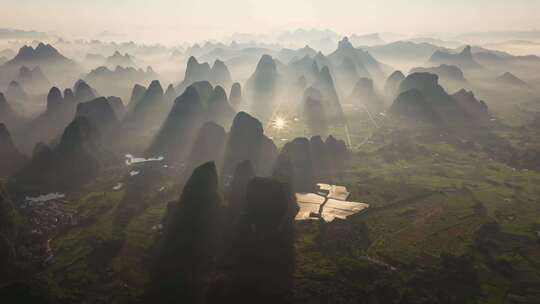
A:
<box><xmin>273</xmin><ymin>117</ymin><xmax>287</xmax><ymax>130</ymax></box>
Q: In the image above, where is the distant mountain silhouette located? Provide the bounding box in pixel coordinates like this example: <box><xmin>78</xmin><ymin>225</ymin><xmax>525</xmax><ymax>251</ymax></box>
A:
<box><xmin>0</xmin><ymin>43</ymin><xmax>80</xmax><ymax>89</ymax></box>
<box><xmin>473</xmin><ymin>51</ymin><xmax>540</xmax><ymax>77</ymax></box>
<box><xmin>287</xmin><ymin>55</ymin><xmax>320</xmax><ymax>84</ymax></box>
<box><xmin>365</xmin><ymin>41</ymin><xmax>441</xmax><ymax>66</ymax></box>
<box><xmin>383</xmin><ymin>70</ymin><xmax>405</xmax><ymax>101</ymax></box>
<box><xmin>392</xmin><ymin>72</ymin><xmax>487</xmax><ymax>126</ymax></box>
<box><xmin>7</xmin><ymin>43</ymin><xmax>69</xmax><ymax>65</ymax></box>
<box><xmin>105</xmin><ymin>51</ymin><xmax>136</xmax><ymax>68</ymax></box>
<box><xmin>0</xmin><ymin>28</ymin><xmax>48</xmax><ymax>41</ymax></box>
<box><xmin>17</xmin><ymin>66</ymin><xmax>50</xmax><ymax>93</ymax></box>
<box><xmin>85</xmin><ymin>66</ymin><xmax>157</xmax><ymax>99</ymax></box>
<box><xmin>278</xmin><ymin>45</ymin><xmax>317</xmax><ymax>63</ymax></box>
<box><xmin>229</xmin><ymin>82</ymin><xmax>243</xmax><ymax>106</ymax></box>
<box><xmin>327</xmin><ymin>37</ymin><xmax>390</xmax><ymax>84</ymax></box>
<box><xmin>493</xmin><ymin>72</ymin><xmax>530</xmax><ymax>88</ymax></box>
<box><xmin>429</xmin><ymin>45</ymin><xmax>484</xmax><ymax>71</ymax></box>
<box><xmin>163</xmin><ymin>84</ymin><xmax>177</xmax><ymax>103</ymax></box>
<box><xmin>178</xmin><ymin>57</ymin><xmax>233</xmax><ymax>91</ymax></box>
<box><xmin>312</xmin><ymin>65</ymin><xmax>344</xmax><ymax>123</ymax></box>
<box><xmin>334</xmin><ymin>56</ymin><xmax>367</xmax><ymax>93</ymax></box>
<box><xmin>347</xmin><ymin>78</ymin><xmax>384</xmax><ymax>113</ymax></box>
<box><xmin>410</xmin><ymin>64</ymin><xmax>469</xmax><ymax>92</ymax></box>
<box><xmin>245</xmin><ymin>55</ymin><xmax>279</xmax><ymax>121</ymax></box>
<box><xmin>5</xmin><ymin>81</ymin><xmax>28</xmax><ymax>103</ymax></box>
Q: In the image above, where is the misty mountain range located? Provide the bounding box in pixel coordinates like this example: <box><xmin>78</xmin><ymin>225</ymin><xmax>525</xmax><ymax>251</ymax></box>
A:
<box><xmin>1</xmin><ymin>25</ymin><xmax>540</xmax><ymax>304</ymax></box>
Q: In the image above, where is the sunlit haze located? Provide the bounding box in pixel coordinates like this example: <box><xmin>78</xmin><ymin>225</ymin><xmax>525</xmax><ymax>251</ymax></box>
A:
<box><xmin>3</xmin><ymin>0</ymin><xmax>540</xmax><ymax>43</ymax></box>
<box><xmin>2</xmin><ymin>1</ymin><xmax>540</xmax><ymax>303</ymax></box>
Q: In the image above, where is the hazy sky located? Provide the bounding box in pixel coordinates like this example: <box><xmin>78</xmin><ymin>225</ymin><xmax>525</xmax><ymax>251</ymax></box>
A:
<box><xmin>2</xmin><ymin>0</ymin><xmax>540</xmax><ymax>43</ymax></box>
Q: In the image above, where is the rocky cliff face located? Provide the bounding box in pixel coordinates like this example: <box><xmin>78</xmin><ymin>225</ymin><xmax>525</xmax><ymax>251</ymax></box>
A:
<box><xmin>310</xmin><ymin>135</ymin><xmax>331</xmax><ymax>182</ymax></box>
<box><xmin>16</xmin><ymin>86</ymin><xmax>77</xmax><ymax>153</ymax></box>
<box><xmin>228</xmin><ymin>160</ymin><xmax>255</xmax><ymax>220</ymax></box>
<box><xmin>0</xmin><ymin>123</ymin><xmax>27</xmax><ymax>177</ymax></box>
<box><xmin>279</xmin><ymin>137</ymin><xmax>316</xmax><ymax>192</ymax></box>
<box><xmin>393</xmin><ymin>72</ymin><xmax>487</xmax><ymax>127</ymax></box>
<box><xmin>313</xmin><ymin>66</ymin><xmax>344</xmax><ymax>123</ymax></box>
<box><xmin>127</xmin><ymin>84</ymin><xmax>147</xmax><ymax>111</ymax></box>
<box><xmin>223</xmin><ymin>176</ymin><xmax>298</xmax><ymax>302</ymax></box>
<box><xmin>221</xmin><ymin>112</ymin><xmax>264</xmax><ymax>178</ymax></box>
<box><xmin>12</xmin><ymin>117</ymin><xmax>101</xmax><ymax>193</ymax></box>
<box><xmin>209</xmin><ymin>59</ymin><xmax>233</xmax><ymax>88</ymax></box>
<box><xmin>186</xmin><ymin>122</ymin><xmax>227</xmax><ymax>172</ymax></box>
<box><xmin>410</xmin><ymin>64</ymin><xmax>469</xmax><ymax>92</ymax></box>
<box><xmin>206</xmin><ymin>85</ymin><xmax>235</xmax><ymax>127</ymax></box>
<box><xmin>325</xmin><ymin>135</ymin><xmax>349</xmax><ymax>178</ymax></box>
<box><xmin>74</xmin><ymin>80</ymin><xmax>97</xmax><ymax>103</ymax></box>
<box><xmin>0</xmin><ymin>92</ymin><xmax>24</xmax><ymax>130</ymax></box>
<box><xmin>0</xmin><ymin>182</ymin><xmax>17</xmax><ymax>280</ymax></box>
<box><xmin>452</xmin><ymin>89</ymin><xmax>490</xmax><ymax>123</ymax></box>
<box><xmin>76</xmin><ymin>97</ymin><xmax>118</xmax><ymax>132</ymax></box>
<box><xmin>149</xmin><ymin>161</ymin><xmax>221</xmax><ymax>303</ymax></box>
<box><xmin>149</xmin><ymin>85</ymin><xmax>203</xmax><ymax>162</ymax></box>
<box><xmin>184</xmin><ymin>56</ymin><xmax>211</xmax><ymax>84</ymax></box>
<box><xmin>124</xmin><ymin>80</ymin><xmax>171</xmax><ymax>136</ymax></box>
<box><xmin>391</xmin><ymin>89</ymin><xmax>438</xmax><ymax>123</ymax></box>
